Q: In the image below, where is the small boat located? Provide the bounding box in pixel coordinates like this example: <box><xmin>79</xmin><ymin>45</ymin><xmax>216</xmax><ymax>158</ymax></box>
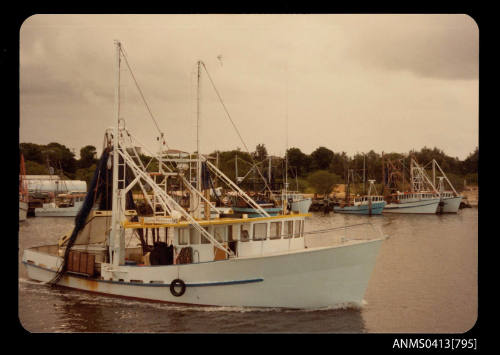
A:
<box><xmin>429</xmin><ymin>160</ymin><xmax>463</xmax><ymax>213</ymax></box>
<box><xmin>383</xmin><ymin>191</ymin><xmax>440</xmax><ymax>214</ymax></box>
<box><xmin>19</xmin><ymin>154</ymin><xmax>28</xmax><ymax>222</ymax></box>
<box><xmin>230</xmin><ymin>195</ymin><xmax>283</xmax><ymax>218</ymax></box>
<box><xmin>382</xmin><ymin>156</ymin><xmax>441</xmax><ymax>214</ymax></box>
<box><xmin>438</xmin><ymin>189</ymin><xmax>463</xmax><ymax>213</ymax></box>
<box><xmin>22</xmin><ymin>41</ymin><xmax>386</xmax><ymax>309</ymax></box>
<box><xmin>231</xmin><ymin>205</ymin><xmax>283</xmax><ymax>217</ymax></box>
<box><xmin>34</xmin><ymin>192</ymin><xmax>87</xmax><ymax>217</ymax></box>
<box><xmin>334</xmin><ymin>180</ymin><xmax>386</xmax><ymax>215</ymax></box>
<box><xmin>272</xmin><ymin>191</ymin><xmax>312</xmax><ymax>214</ymax></box>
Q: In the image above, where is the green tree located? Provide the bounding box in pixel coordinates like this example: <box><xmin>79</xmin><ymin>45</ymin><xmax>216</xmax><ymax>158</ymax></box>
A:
<box><xmin>462</xmin><ymin>147</ymin><xmax>478</xmax><ymax>175</ymax></box>
<box><xmin>307</xmin><ymin>170</ymin><xmax>341</xmax><ymax>196</ymax></box>
<box><xmin>79</xmin><ymin>145</ymin><xmax>97</xmax><ymax>169</ymax></box>
<box><xmin>286</xmin><ymin>147</ymin><xmax>311</xmax><ymax>177</ymax></box>
<box><xmin>42</xmin><ymin>142</ymin><xmax>77</xmax><ymax>176</ymax></box>
<box><xmin>20</xmin><ymin>143</ymin><xmax>44</xmax><ymax>164</ymax></box>
<box><xmin>75</xmin><ymin>164</ymin><xmax>97</xmax><ymax>188</ymax></box>
<box><xmin>310</xmin><ymin>146</ymin><xmax>334</xmax><ymax>171</ymax></box>
<box><xmin>253</xmin><ymin>144</ymin><xmax>268</xmax><ymax>162</ymax></box>
<box><xmin>329</xmin><ymin>151</ymin><xmax>349</xmax><ymax>178</ymax></box>
<box><xmin>25</xmin><ymin>160</ymin><xmax>48</xmax><ymax>175</ymax></box>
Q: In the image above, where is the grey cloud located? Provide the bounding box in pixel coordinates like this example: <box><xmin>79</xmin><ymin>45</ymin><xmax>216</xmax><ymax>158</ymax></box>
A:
<box><xmin>343</xmin><ymin>15</ymin><xmax>478</xmax><ymax>80</ymax></box>
<box><xmin>19</xmin><ymin>14</ymin><xmax>479</xmax><ymax>160</ymax></box>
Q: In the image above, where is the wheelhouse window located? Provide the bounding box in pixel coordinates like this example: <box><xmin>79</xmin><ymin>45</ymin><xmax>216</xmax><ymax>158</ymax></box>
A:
<box><xmin>270</xmin><ymin>222</ymin><xmax>281</xmax><ymax>240</ymax></box>
<box><xmin>284</xmin><ymin>221</ymin><xmax>293</xmax><ymax>239</ymax></box>
<box><xmin>253</xmin><ymin>223</ymin><xmax>267</xmax><ymax>241</ymax></box>
<box><xmin>214</xmin><ymin>225</ymin><xmax>226</xmax><ymax>243</ymax></box>
<box><xmin>228</xmin><ymin>225</ymin><xmax>235</xmax><ymax>241</ymax></box>
<box><xmin>189</xmin><ymin>227</ymin><xmax>199</xmax><ymax>244</ymax></box>
<box><xmin>179</xmin><ymin>228</ymin><xmax>189</xmax><ymax>245</ymax></box>
<box><xmin>240</xmin><ymin>224</ymin><xmax>251</xmax><ymax>242</ymax></box>
<box><xmin>294</xmin><ymin>220</ymin><xmax>302</xmax><ymax>238</ymax></box>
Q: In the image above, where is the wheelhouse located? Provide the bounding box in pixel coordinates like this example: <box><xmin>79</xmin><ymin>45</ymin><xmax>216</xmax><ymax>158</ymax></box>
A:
<box><xmin>123</xmin><ymin>213</ymin><xmax>308</xmax><ymax>264</ymax></box>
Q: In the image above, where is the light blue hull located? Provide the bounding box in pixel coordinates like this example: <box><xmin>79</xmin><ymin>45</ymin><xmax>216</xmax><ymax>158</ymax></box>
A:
<box><xmin>333</xmin><ymin>201</ymin><xmax>386</xmax><ymax>215</ymax></box>
<box><xmin>232</xmin><ymin>207</ymin><xmax>282</xmax><ymax>218</ymax></box>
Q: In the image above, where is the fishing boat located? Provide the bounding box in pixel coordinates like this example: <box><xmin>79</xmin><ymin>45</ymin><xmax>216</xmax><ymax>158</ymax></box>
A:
<box><xmin>231</xmin><ymin>204</ymin><xmax>282</xmax><ymax>217</ymax></box>
<box><xmin>428</xmin><ymin>159</ymin><xmax>463</xmax><ymax>213</ymax></box>
<box><xmin>276</xmin><ymin>191</ymin><xmax>312</xmax><ymax>214</ymax></box>
<box><xmin>383</xmin><ymin>191</ymin><xmax>440</xmax><ymax>214</ymax></box>
<box><xmin>334</xmin><ymin>180</ymin><xmax>386</xmax><ymax>215</ymax></box>
<box><xmin>22</xmin><ymin>41</ymin><xmax>385</xmax><ymax>308</ymax></box>
<box><xmin>34</xmin><ymin>192</ymin><xmax>87</xmax><ymax>217</ymax></box>
<box><xmin>228</xmin><ymin>156</ymin><xmax>284</xmax><ymax>217</ymax></box>
<box><xmin>19</xmin><ymin>154</ymin><xmax>28</xmax><ymax>222</ymax></box>
<box><xmin>381</xmin><ymin>156</ymin><xmax>440</xmax><ymax>214</ymax></box>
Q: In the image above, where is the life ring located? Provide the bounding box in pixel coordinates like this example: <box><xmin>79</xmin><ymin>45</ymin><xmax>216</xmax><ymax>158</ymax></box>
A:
<box><xmin>170</xmin><ymin>278</ymin><xmax>186</xmax><ymax>297</ymax></box>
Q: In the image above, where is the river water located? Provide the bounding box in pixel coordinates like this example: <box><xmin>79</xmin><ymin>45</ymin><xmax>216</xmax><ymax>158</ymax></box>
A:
<box><xmin>18</xmin><ymin>208</ymin><xmax>478</xmax><ymax>333</ymax></box>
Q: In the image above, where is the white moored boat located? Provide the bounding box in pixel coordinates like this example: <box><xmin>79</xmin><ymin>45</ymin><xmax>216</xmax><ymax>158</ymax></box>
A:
<box><xmin>383</xmin><ymin>191</ymin><xmax>440</xmax><ymax>214</ymax></box>
<box><xmin>438</xmin><ymin>191</ymin><xmax>463</xmax><ymax>213</ymax></box>
<box><xmin>34</xmin><ymin>193</ymin><xmax>87</xmax><ymax>217</ymax></box>
<box><xmin>430</xmin><ymin>159</ymin><xmax>463</xmax><ymax>214</ymax></box>
<box><xmin>382</xmin><ymin>157</ymin><xmax>441</xmax><ymax>214</ymax></box>
<box><xmin>22</xmin><ymin>41</ymin><xmax>385</xmax><ymax>309</ymax></box>
<box><xmin>273</xmin><ymin>191</ymin><xmax>312</xmax><ymax>214</ymax></box>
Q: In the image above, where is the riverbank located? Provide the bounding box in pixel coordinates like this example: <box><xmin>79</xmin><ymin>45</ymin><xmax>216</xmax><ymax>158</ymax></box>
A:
<box><xmin>462</xmin><ymin>185</ymin><xmax>478</xmax><ymax>207</ymax></box>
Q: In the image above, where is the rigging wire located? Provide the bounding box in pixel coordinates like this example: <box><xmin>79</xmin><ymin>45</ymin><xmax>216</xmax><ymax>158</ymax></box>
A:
<box><xmin>199</xmin><ymin>62</ymin><xmax>277</xmax><ymax>200</ymax></box>
<box><xmin>119</xmin><ymin>47</ymin><xmax>164</xmax><ymax>140</ymax></box>
<box><xmin>119</xmin><ymin>45</ymin><xmax>181</xmax><ymax>174</ymax></box>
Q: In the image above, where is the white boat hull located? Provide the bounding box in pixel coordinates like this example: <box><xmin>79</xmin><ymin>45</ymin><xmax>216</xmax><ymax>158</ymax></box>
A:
<box><xmin>440</xmin><ymin>196</ymin><xmax>463</xmax><ymax>213</ymax></box>
<box><xmin>34</xmin><ymin>207</ymin><xmax>80</xmax><ymax>217</ymax></box>
<box><xmin>22</xmin><ymin>238</ymin><xmax>383</xmax><ymax>309</ymax></box>
<box><xmin>291</xmin><ymin>198</ymin><xmax>312</xmax><ymax>214</ymax></box>
<box><xmin>19</xmin><ymin>201</ymin><xmax>28</xmax><ymax>221</ymax></box>
<box><xmin>383</xmin><ymin>198</ymin><xmax>440</xmax><ymax>214</ymax></box>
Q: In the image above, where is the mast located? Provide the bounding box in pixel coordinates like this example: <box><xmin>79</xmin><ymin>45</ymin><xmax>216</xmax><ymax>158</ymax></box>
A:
<box><xmin>197</xmin><ymin>60</ymin><xmax>201</xmax><ymax>193</ymax></box>
<box><xmin>268</xmin><ymin>156</ymin><xmax>272</xmax><ymax>185</ymax></box>
<box><xmin>197</xmin><ymin>61</ymin><xmax>202</xmax><ymax>217</ymax></box>
<box><xmin>381</xmin><ymin>152</ymin><xmax>385</xmax><ymax>195</ymax></box>
<box><xmin>110</xmin><ymin>40</ymin><xmax>123</xmax><ymax>266</ymax></box>
<box><xmin>432</xmin><ymin>159</ymin><xmax>436</xmax><ymax>187</ymax></box>
<box><xmin>363</xmin><ymin>153</ymin><xmax>366</xmax><ymax>194</ymax></box>
<box><xmin>235</xmin><ymin>152</ymin><xmax>238</xmax><ymax>183</ymax></box>
<box><xmin>283</xmin><ymin>65</ymin><xmax>288</xmax><ymax>213</ymax></box>
<box><xmin>403</xmin><ymin>157</ymin><xmax>406</xmax><ymax>192</ymax></box>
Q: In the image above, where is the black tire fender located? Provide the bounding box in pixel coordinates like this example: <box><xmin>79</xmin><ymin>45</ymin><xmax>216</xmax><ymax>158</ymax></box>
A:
<box><xmin>170</xmin><ymin>278</ymin><xmax>186</xmax><ymax>297</ymax></box>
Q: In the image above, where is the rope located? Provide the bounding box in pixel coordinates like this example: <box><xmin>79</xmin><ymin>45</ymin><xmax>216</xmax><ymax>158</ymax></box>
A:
<box><xmin>302</xmin><ymin>222</ymin><xmax>374</xmax><ymax>236</ymax></box>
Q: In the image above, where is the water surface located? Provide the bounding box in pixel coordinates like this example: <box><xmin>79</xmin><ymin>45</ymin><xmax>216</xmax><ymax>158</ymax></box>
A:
<box><xmin>18</xmin><ymin>209</ymin><xmax>478</xmax><ymax>333</ymax></box>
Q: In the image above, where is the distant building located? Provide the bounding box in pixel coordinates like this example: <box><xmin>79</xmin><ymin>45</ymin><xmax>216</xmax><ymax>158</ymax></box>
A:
<box><xmin>25</xmin><ymin>175</ymin><xmax>87</xmax><ymax>194</ymax></box>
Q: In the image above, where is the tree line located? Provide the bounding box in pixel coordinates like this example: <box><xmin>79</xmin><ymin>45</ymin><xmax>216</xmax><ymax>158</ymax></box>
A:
<box><xmin>210</xmin><ymin>145</ymin><xmax>478</xmax><ymax>195</ymax></box>
<box><xmin>20</xmin><ymin>142</ymin><xmax>98</xmax><ymax>186</ymax></box>
<box><xmin>20</xmin><ymin>142</ymin><xmax>478</xmax><ymax>194</ymax></box>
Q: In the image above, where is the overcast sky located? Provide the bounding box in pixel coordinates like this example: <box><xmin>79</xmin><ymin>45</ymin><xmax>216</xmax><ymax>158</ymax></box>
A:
<box><xmin>19</xmin><ymin>14</ymin><xmax>478</xmax><ymax>160</ymax></box>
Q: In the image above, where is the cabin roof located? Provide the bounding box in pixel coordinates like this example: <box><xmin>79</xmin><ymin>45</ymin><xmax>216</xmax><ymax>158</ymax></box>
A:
<box><xmin>122</xmin><ymin>212</ymin><xmax>311</xmax><ymax>229</ymax></box>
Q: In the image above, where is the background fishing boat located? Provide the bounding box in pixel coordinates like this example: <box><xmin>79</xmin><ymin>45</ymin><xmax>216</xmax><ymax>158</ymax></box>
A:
<box><xmin>428</xmin><ymin>159</ymin><xmax>463</xmax><ymax>213</ymax></box>
<box><xmin>34</xmin><ymin>192</ymin><xmax>87</xmax><ymax>217</ymax></box>
<box><xmin>382</xmin><ymin>155</ymin><xmax>440</xmax><ymax>214</ymax></box>
<box><xmin>334</xmin><ymin>180</ymin><xmax>386</xmax><ymax>215</ymax></box>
